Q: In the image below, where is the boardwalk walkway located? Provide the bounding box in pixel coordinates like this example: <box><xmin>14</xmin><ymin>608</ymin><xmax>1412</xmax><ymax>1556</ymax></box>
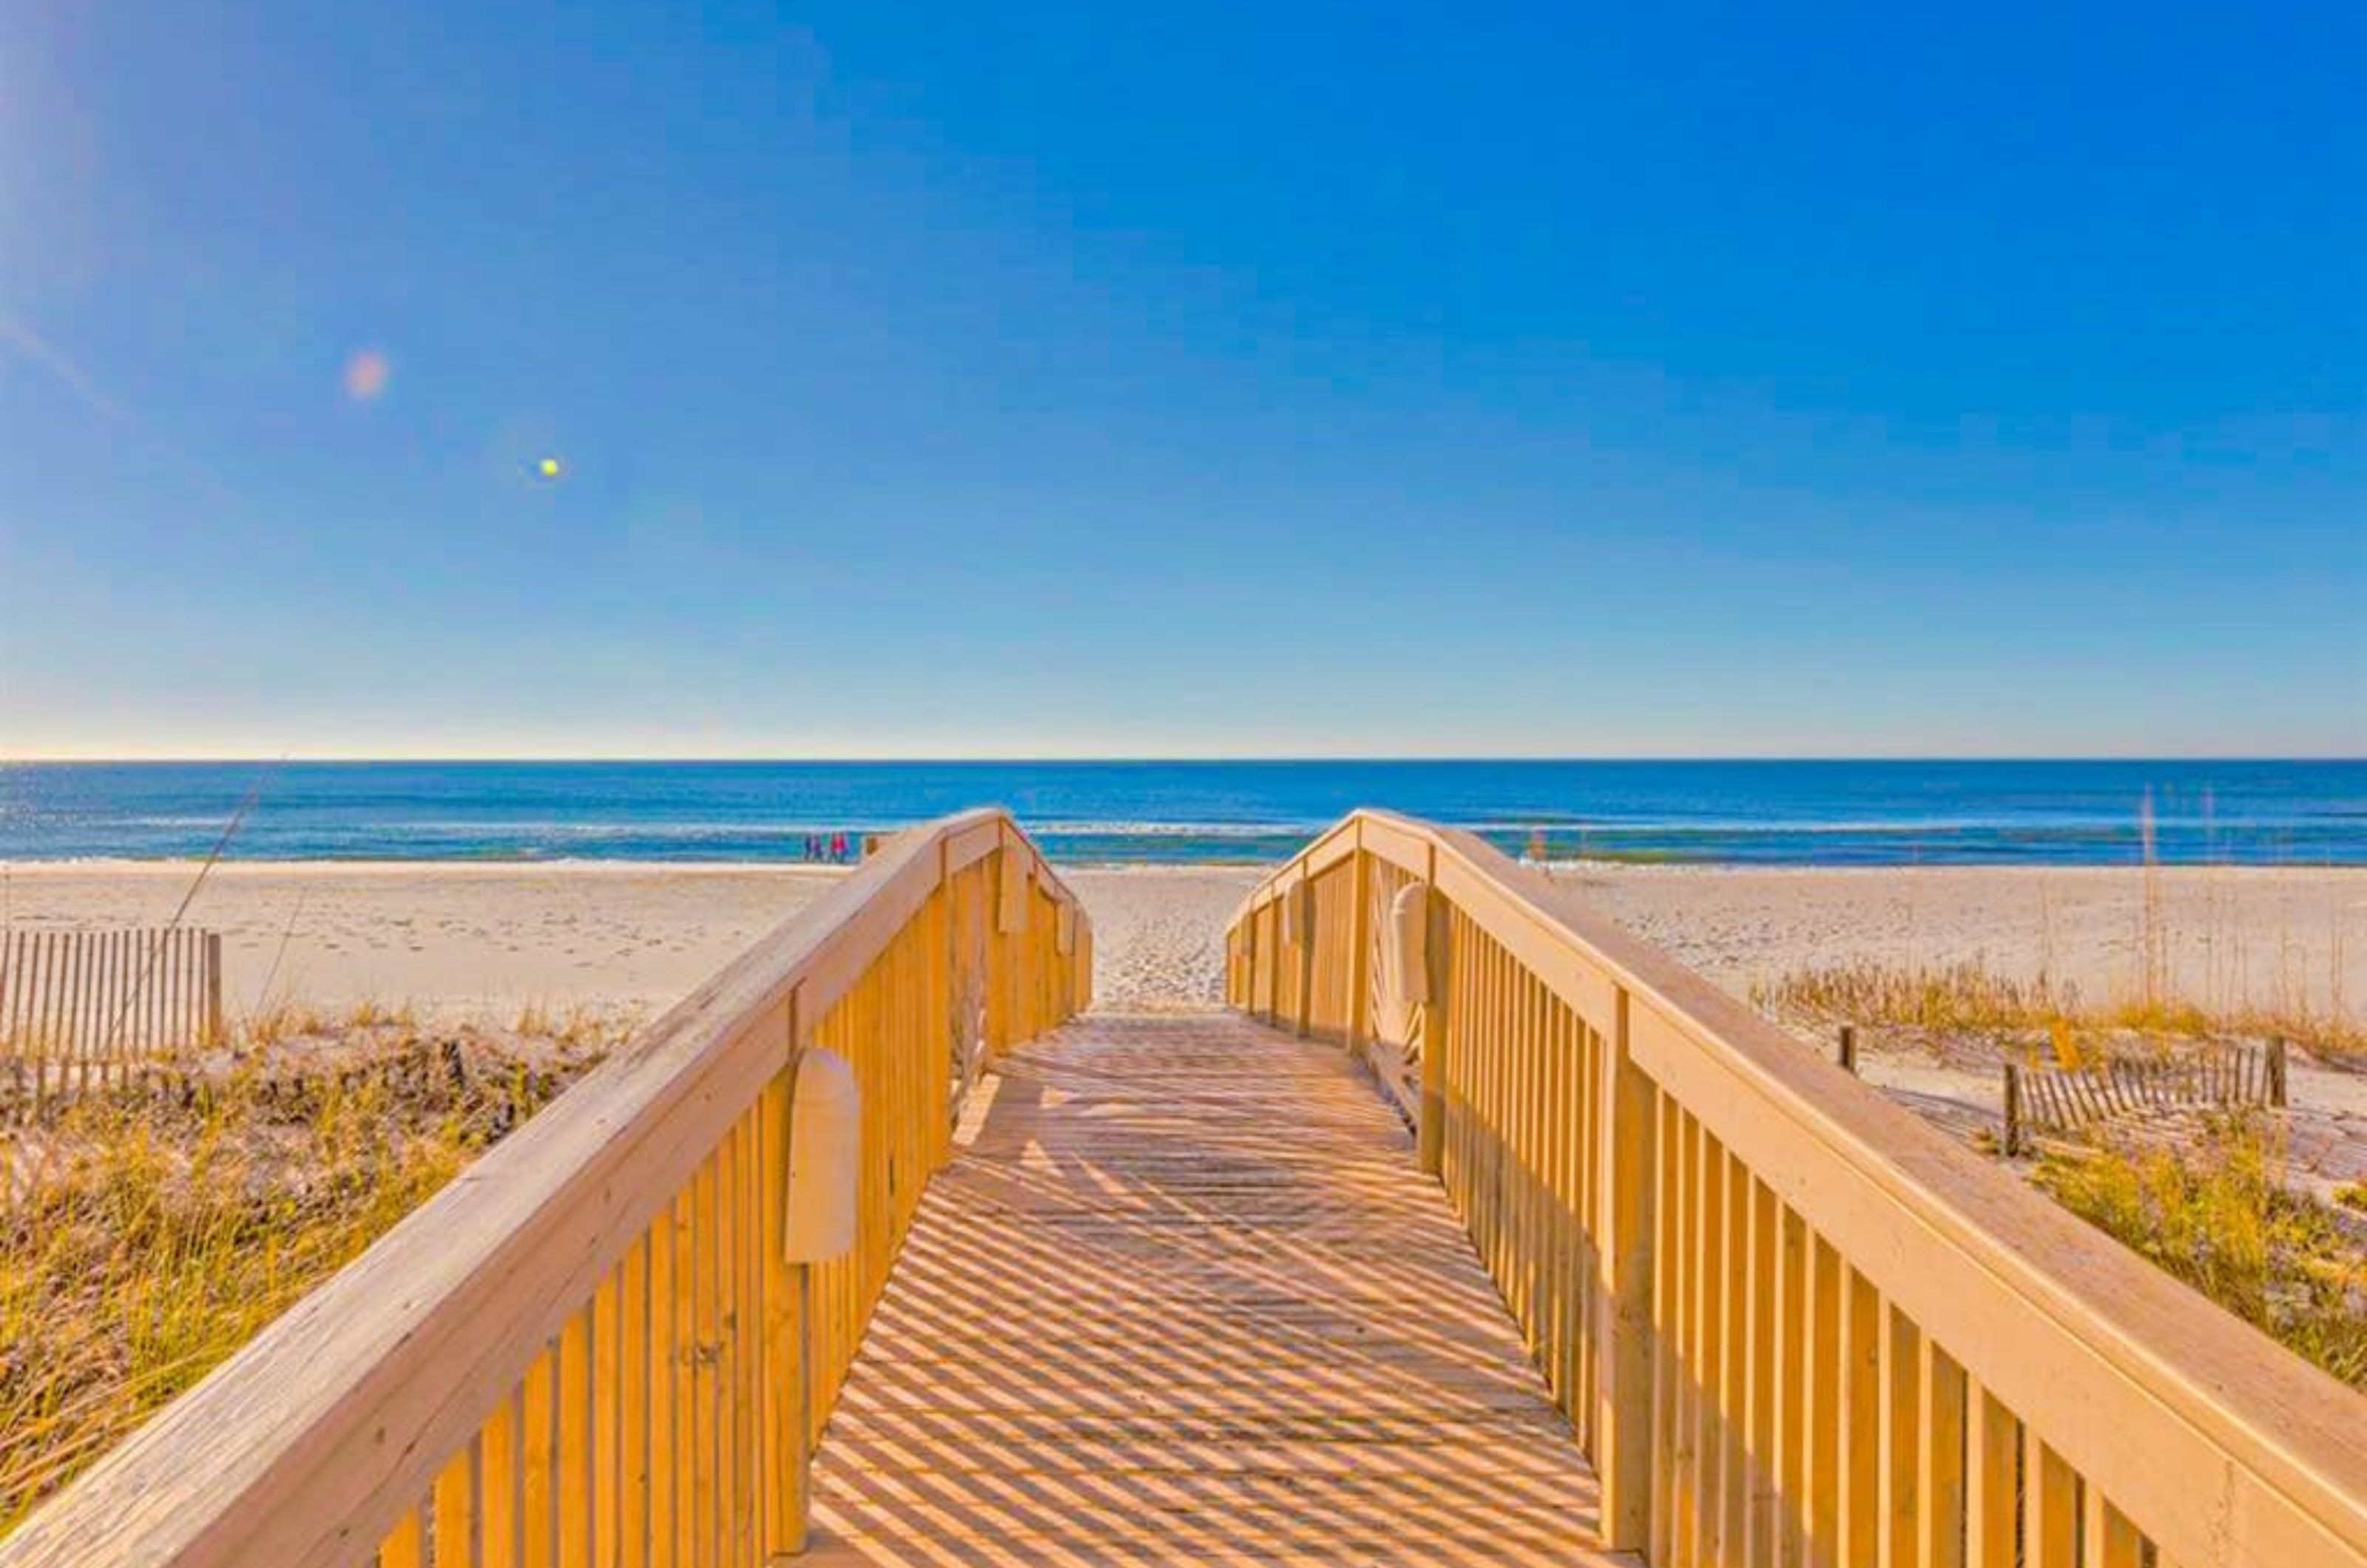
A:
<box><xmin>805</xmin><ymin>1011</ymin><xmax>1624</xmax><ymax>1566</ymax></box>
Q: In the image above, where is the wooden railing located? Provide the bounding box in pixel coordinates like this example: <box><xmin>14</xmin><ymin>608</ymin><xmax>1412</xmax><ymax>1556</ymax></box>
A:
<box><xmin>0</xmin><ymin>809</ymin><xmax>1090</xmax><ymax>1568</ymax></box>
<box><xmin>1226</xmin><ymin>810</ymin><xmax>2367</xmax><ymax>1568</ymax></box>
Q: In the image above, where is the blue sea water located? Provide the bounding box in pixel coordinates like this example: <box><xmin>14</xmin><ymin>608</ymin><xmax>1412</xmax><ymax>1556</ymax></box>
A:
<box><xmin>0</xmin><ymin>760</ymin><xmax>2360</xmax><ymax>868</ymax></box>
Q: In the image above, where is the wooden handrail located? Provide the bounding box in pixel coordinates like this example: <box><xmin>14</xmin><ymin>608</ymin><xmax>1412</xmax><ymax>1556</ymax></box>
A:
<box><xmin>1226</xmin><ymin>809</ymin><xmax>2367</xmax><ymax>1568</ymax></box>
<box><xmin>0</xmin><ymin>808</ymin><xmax>1090</xmax><ymax>1568</ymax></box>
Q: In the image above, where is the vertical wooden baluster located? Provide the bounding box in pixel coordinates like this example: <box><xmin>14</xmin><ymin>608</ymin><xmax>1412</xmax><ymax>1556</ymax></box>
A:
<box><xmin>1806</xmin><ymin>1238</ymin><xmax>1841</xmax><ymax>1568</ymax></box>
<box><xmin>729</xmin><ymin>1112</ymin><xmax>751</xmax><ymax>1564</ymax></box>
<box><xmin>1775</xmin><ymin>1206</ymin><xmax>1808</xmax><ymax>1568</ymax></box>
<box><xmin>1838</xmin><ymin>1271</ymin><xmax>1881</xmax><ymax>1566</ymax></box>
<box><xmin>712</xmin><ymin>1131</ymin><xmax>736</xmax><ymax>1566</ymax></box>
<box><xmin>746</xmin><ymin>1104</ymin><xmax>770</xmax><ymax>1561</ymax></box>
<box><xmin>1650</xmin><ymin>1090</ymin><xmax>1681</xmax><ymax>1567</ymax></box>
<box><xmin>1917</xmin><ymin>1340</ymin><xmax>1967</xmax><ymax>1568</ymax></box>
<box><xmin>1880</xmin><ymin>1310</ymin><xmax>1922</xmax><ymax>1567</ymax></box>
<box><xmin>593</xmin><ymin>1268</ymin><xmax>620</xmax><ymax>1568</ymax></box>
<box><xmin>1490</xmin><ymin>940</ymin><xmax>1510</xmax><ymax>1283</ymax></box>
<box><xmin>430</xmin><ymin>1440</ymin><xmax>474</xmax><ymax>1568</ymax></box>
<box><xmin>1962</xmin><ymin>1385</ymin><xmax>2017</xmax><ymax>1568</ymax></box>
<box><xmin>482</xmin><ymin>1389</ymin><xmax>521</xmax><ymax>1568</ymax></box>
<box><xmin>1743</xmin><ymin>1179</ymin><xmax>1777</xmax><ymax>1566</ymax></box>
<box><xmin>1567</xmin><ymin>1012</ymin><xmax>1593</xmax><ymax>1436</ymax></box>
<box><xmin>1721</xmin><ymin>1153</ymin><xmax>1749</xmax><ymax>1562</ymax></box>
<box><xmin>1695</xmin><ymin>1130</ymin><xmax>1727</xmax><ymax>1566</ymax></box>
<box><xmin>740</xmin><ymin>1112</ymin><xmax>763</xmax><ymax>1564</ymax></box>
<box><xmin>1546</xmin><ymin>1000</ymin><xmax>1571</xmax><ymax>1412</ymax></box>
<box><xmin>672</xmin><ymin>1189</ymin><xmax>697</xmax><ymax>1568</ymax></box>
<box><xmin>521</xmin><ymin>1345</ymin><xmax>556</xmax><ymax>1568</ymax></box>
<box><xmin>1672</xmin><ymin>1111</ymin><xmax>1699</xmax><ymax>1568</ymax></box>
<box><xmin>641</xmin><ymin>1225</ymin><xmax>667</xmax><ymax>1568</ymax></box>
<box><xmin>1511</xmin><ymin>971</ymin><xmax>1534</xmax><ymax>1339</ymax></box>
<box><xmin>381</xmin><ymin>1504</ymin><xmax>425</xmax><ymax>1568</ymax></box>
<box><xmin>558</xmin><ymin>1310</ymin><xmax>592</xmax><ymax>1566</ymax></box>
<box><xmin>762</xmin><ymin>1057</ymin><xmax>803</xmax><ymax>1560</ymax></box>
<box><xmin>2082</xmin><ymin>1493</ymin><xmax>2143</xmax><ymax>1568</ymax></box>
<box><xmin>2025</xmin><ymin>1434</ymin><xmax>2078</xmax><ymax>1566</ymax></box>
<box><xmin>695</xmin><ymin>1152</ymin><xmax>720</xmax><ymax>1566</ymax></box>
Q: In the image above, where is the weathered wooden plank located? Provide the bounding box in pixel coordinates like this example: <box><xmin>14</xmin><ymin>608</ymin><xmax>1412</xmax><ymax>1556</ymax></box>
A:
<box><xmin>808</xmin><ymin>1011</ymin><xmax>1615</xmax><ymax>1565</ymax></box>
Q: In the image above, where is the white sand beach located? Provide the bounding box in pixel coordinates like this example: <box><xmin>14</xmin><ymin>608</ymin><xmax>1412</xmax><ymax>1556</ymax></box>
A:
<box><xmin>5</xmin><ymin>858</ymin><xmax>2359</xmax><ymax>1029</ymax></box>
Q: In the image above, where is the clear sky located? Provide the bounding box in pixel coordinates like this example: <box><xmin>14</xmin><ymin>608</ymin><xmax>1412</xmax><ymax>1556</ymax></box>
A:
<box><xmin>2</xmin><ymin>1</ymin><xmax>2360</xmax><ymax>759</ymax></box>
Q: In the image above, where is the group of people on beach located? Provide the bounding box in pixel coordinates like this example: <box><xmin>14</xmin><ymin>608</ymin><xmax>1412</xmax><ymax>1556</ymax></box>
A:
<box><xmin>800</xmin><ymin>832</ymin><xmax>855</xmax><ymax>864</ymax></box>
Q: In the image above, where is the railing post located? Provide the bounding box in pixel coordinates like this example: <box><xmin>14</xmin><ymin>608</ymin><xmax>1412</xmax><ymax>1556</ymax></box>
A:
<box><xmin>1240</xmin><ymin>906</ymin><xmax>1257</xmax><ymax>1014</ymax></box>
<box><xmin>1294</xmin><ymin>865</ymin><xmax>1316</xmax><ymax>1039</ymax></box>
<box><xmin>766</xmin><ymin>989</ymin><xmax>811</xmax><ymax>1562</ymax></box>
<box><xmin>1415</xmin><ymin>875</ymin><xmax>1450</xmax><ymax>1177</ymax></box>
<box><xmin>1593</xmin><ymin>985</ymin><xmax>1657</xmax><ymax>1552</ymax></box>
<box><xmin>1347</xmin><ymin>826</ymin><xmax>1372</xmax><ymax>1052</ymax></box>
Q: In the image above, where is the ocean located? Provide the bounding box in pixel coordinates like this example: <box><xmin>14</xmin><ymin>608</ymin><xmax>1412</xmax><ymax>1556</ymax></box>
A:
<box><xmin>1</xmin><ymin>760</ymin><xmax>2360</xmax><ymax>867</ymax></box>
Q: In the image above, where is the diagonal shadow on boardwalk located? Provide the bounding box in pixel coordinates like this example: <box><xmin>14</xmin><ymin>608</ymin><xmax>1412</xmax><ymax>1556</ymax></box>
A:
<box><xmin>804</xmin><ymin>1011</ymin><xmax>1631</xmax><ymax>1566</ymax></box>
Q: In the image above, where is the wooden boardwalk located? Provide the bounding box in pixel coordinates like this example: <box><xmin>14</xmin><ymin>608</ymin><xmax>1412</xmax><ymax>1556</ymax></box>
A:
<box><xmin>806</xmin><ymin>1011</ymin><xmax>1624</xmax><ymax>1566</ymax></box>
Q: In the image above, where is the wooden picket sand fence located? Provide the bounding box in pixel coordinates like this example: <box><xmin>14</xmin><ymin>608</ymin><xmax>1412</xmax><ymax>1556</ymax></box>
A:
<box><xmin>2004</xmin><ymin>1038</ymin><xmax>2290</xmax><ymax>1154</ymax></box>
<box><xmin>1</xmin><ymin>808</ymin><xmax>2363</xmax><ymax>1567</ymax></box>
<box><xmin>0</xmin><ymin>926</ymin><xmax>223</xmax><ymax>1112</ymax></box>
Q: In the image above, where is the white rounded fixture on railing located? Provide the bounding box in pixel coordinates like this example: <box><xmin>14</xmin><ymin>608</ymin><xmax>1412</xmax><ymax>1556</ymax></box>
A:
<box><xmin>783</xmin><ymin>1047</ymin><xmax>862</xmax><ymax>1263</ymax></box>
<box><xmin>1386</xmin><ymin>881</ymin><xmax>1431</xmax><ymax>1007</ymax></box>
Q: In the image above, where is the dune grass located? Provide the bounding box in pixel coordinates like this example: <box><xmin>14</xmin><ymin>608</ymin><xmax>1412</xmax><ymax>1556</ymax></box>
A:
<box><xmin>0</xmin><ymin>1008</ymin><xmax>615</xmax><ymax>1535</ymax></box>
<box><xmin>1752</xmin><ymin>955</ymin><xmax>2364</xmax><ymax>1063</ymax></box>
<box><xmin>2035</xmin><ymin>1115</ymin><xmax>2367</xmax><ymax>1390</ymax></box>
<box><xmin>1751</xmin><ymin>956</ymin><xmax>2367</xmax><ymax>1387</ymax></box>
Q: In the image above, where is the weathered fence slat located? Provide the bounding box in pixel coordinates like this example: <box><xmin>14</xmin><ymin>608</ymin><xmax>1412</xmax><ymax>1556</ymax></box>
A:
<box><xmin>2003</xmin><ymin>1038</ymin><xmax>2289</xmax><ymax>1152</ymax></box>
<box><xmin>0</xmin><ymin>927</ymin><xmax>224</xmax><ymax>1113</ymax></box>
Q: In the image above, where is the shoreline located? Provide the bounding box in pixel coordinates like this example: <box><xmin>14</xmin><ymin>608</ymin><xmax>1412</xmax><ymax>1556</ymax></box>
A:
<box><xmin>9</xmin><ymin>855</ymin><xmax>2366</xmax><ymax>875</ymax></box>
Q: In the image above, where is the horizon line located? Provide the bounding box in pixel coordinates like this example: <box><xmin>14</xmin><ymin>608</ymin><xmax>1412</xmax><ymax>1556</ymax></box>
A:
<box><xmin>5</xmin><ymin>752</ymin><xmax>2363</xmax><ymax>767</ymax></box>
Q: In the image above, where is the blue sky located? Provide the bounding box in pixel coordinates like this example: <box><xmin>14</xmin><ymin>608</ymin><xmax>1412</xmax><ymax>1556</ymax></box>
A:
<box><xmin>2</xmin><ymin>1</ymin><xmax>2360</xmax><ymax>758</ymax></box>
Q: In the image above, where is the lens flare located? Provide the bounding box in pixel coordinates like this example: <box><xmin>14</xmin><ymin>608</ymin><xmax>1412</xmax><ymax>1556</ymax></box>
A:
<box><xmin>342</xmin><ymin>350</ymin><xmax>389</xmax><ymax>402</ymax></box>
<box><xmin>538</xmin><ymin>456</ymin><xmax>563</xmax><ymax>479</ymax></box>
